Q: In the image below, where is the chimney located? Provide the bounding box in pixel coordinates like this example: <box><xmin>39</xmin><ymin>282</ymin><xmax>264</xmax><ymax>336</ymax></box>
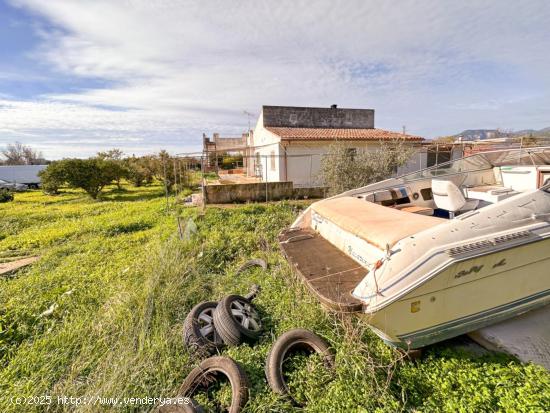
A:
<box><xmin>213</xmin><ymin>132</ymin><xmax>220</xmax><ymax>142</ymax></box>
<box><xmin>331</xmin><ymin>104</ymin><xmax>337</xmax><ymax>109</ymax></box>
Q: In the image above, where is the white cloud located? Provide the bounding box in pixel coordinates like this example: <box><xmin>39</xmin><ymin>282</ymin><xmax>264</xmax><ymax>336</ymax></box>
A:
<box><xmin>2</xmin><ymin>0</ymin><xmax>550</xmax><ymax>158</ymax></box>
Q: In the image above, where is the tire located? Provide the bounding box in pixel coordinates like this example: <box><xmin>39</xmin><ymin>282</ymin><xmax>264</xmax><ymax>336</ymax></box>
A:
<box><xmin>235</xmin><ymin>259</ymin><xmax>267</xmax><ymax>274</ymax></box>
<box><xmin>178</xmin><ymin>356</ymin><xmax>249</xmax><ymax>413</ymax></box>
<box><xmin>183</xmin><ymin>301</ymin><xmax>224</xmax><ymax>356</ymax></box>
<box><xmin>265</xmin><ymin>328</ymin><xmax>335</xmax><ymax>403</ymax></box>
<box><xmin>213</xmin><ymin>295</ymin><xmax>262</xmax><ymax>346</ymax></box>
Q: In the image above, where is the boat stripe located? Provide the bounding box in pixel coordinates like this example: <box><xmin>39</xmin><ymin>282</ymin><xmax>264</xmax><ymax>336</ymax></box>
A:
<box><xmin>398</xmin><ymin>288</ymin><xmax>550</xmax><ymax>340</ymax></box>
<box><xmin>356</xmin><ymin>227</ymin><xmax>550</xmax><ymax>302</ymax></box>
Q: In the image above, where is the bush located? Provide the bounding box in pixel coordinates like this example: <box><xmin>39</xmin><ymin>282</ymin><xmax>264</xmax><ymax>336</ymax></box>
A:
<box><xmin>0</xmin><ymin>188</ymin><xmax>14</xmax><ymax>203</ymax></box>
<box><xmin>39</xmin><ymin>158</ymin><xmax>120</xmax><ymax>199</ymax></box>
<box><xmin>39</xmin><ymin>161</ymin><xmax>67</xmax><ymax>194</ymax></box>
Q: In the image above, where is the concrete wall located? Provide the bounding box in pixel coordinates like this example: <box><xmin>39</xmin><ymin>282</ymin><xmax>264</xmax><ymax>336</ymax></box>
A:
<box><xmin>204</xmin><ymin>182</ymin><xmax>326</xmax><ymax>204</ymax></box>
<box><xmin>262</xmin><ymin>105</ymin><xmax>374</xmax><ymax>129</ymax></box>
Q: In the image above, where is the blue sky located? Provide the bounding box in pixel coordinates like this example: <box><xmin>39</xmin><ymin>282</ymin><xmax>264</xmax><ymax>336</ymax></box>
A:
<box><xmin>0</xmin><ymin>0</ymin><xmax>549</xmax><ymax>159</ymax></box>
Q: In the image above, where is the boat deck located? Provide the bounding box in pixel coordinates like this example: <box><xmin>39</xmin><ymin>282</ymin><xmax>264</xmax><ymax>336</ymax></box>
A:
<box><xmin>278</xmin><ymin>228</ymin><xmax>365</xmax><ymax>312</ymax></box>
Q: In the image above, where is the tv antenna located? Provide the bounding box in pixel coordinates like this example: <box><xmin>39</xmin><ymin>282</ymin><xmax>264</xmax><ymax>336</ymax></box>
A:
<box><xmin>243</xmin><ymin>110</ymin><xmax>255</xmax><ymax>133</ymax></box>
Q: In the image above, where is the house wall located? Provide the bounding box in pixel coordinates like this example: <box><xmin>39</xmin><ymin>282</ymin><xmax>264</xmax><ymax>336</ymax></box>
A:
<box><xmin>246</xmin><ymin>112</ymin><xmax>284</xmax><ymax>181</ymax></box>
<box><xmin>248</xmin><ymin>109</ymin><xmax>427</xmax><ymax>186</ymax></box>
<box><xmin>283</xmin><ymin>142</ymin><xmax>427</xmax><ymax>187</ymax></box>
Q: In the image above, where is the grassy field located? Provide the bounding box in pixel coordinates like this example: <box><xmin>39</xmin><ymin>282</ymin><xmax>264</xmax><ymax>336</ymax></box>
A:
<box><xmin>0</xmin><ymin>186</ymin><xmax>548</xmax><ymax>412</ymax></box>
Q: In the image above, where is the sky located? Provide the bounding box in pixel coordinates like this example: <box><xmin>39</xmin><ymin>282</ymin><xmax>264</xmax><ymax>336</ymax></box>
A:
<box><xmin>0</xmin><ymin>0</ymin><xmax>549</xmax><ymax>159</ymax></box>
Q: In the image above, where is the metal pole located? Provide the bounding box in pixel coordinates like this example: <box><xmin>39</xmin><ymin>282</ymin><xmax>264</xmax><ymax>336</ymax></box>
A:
<box><xmin>173</xmin><ymin>158</ymin><xmax>178</xmax><ymax>201</ymax></box>
<box><xmin>265</xmin><ymin>155</ymin><xmax>268</xmax><ymax>203</ymax></box>
<box><xmin>162</xmin><ymin>158</ymin><xmax>169</xmax><ymax>212</ymax></box>
<box><xmin>201</xmin><ymin>152</ymin><xmax>206</xmax><ymax>212</ymax></box>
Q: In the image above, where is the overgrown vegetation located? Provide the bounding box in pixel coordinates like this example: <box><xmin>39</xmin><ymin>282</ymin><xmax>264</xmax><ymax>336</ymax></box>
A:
<box><xmin>0</xmin><ymin>188</ymin><xmax>14</xmax><ymax>203</ymax></box>
<box><xmin>0</xmin><ymin>187</ymin><xmax>548</xmax><ymax>412</ymax></box>
<box><xmin>39</xmin><ymin>149</ymin><xmax>197</xmax><ymax>199</ymax></box>
<box><xmin>319</xmin><ymin>139</ymin><xmax>416</xmax><ymax>195</ymax></box>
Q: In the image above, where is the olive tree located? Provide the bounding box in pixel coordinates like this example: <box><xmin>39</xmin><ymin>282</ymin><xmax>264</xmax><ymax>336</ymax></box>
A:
<box><xmin>318</xmin><ymin>139</ymin><xmax>417</xmax><ymax>196</ymax></box>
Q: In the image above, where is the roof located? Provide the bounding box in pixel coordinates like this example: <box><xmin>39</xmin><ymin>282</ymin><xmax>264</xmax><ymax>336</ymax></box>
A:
<box><xmin>265</xmin><ymin>127</ymin><xmax>424</xmax><ymax>142</ymax></box>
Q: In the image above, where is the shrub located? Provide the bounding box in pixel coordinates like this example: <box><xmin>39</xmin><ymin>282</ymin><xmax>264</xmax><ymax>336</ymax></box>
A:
<box><xmin>0</xmin><ymin>188</ymin><xmax>14</xmax><ymax>203</ymax></box>
<box><xmin>318</xmin><ymin>139</ymin><xmax>416</xmax><ymax>195</ymax></box>
<box><xmin>39</xmin><ymin>161</ymin><xmax>67</xmax><ymax>194</ymax></box>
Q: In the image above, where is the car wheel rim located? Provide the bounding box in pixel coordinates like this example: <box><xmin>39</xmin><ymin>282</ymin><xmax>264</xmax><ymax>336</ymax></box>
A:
<box><xmin>230</xmin><ymin>299</ymin><xmax>261</xmax><ymax>331</ymax></box>
<box><xmin>198</xmin><ymin>308</ymin><xmax>216</xmax><ymax>341</ymax></box>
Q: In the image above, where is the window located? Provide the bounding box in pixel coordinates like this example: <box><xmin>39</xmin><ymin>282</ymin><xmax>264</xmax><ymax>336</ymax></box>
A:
<box><xmin>270</xmin><ymin>151</ymin><xmax>276</xmax><ymax>171</ymax></box>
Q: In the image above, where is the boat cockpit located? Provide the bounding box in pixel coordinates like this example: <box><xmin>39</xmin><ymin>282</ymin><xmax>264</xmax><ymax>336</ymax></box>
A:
<box><xmin>339</xmin><ymin>146</ymin><xmax>550</xmax><ymax>220</ymax></box>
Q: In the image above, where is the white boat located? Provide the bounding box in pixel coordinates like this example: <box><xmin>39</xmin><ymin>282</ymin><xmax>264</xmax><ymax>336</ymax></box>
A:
<box><xmin>279</xmin><ymin>146</ymin><xmax>550</xmax><ymax>349</ymax></box>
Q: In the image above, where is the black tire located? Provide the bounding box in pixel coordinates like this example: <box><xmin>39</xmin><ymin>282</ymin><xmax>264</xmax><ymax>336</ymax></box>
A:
<box><xmin>152</xmin><ymin>398</ymin><xmax>204</xmax><ymax>412</ymax></box>
<box><xmin>265</xmin><ymin>328</ymin><xmax>335</xmax><ymax>403</ymax></box>
<box><xmin>213</xmin><ymin>295</ymin><xmax>262</xmax><ymax>346</ymax></box>
<box><xmin>235</xmin><ymin>259</ymin><xmax>267</xmax><ymax>274</ymax></box>
<box><xmin>183</xmin><ymin>301</ymin><xmax>224</xmax><ymax>356</ymax></box>
<box><xmin>178</xmin><ymin>356</ymin><xmax>249</xmax><ymax>413</ymax></box>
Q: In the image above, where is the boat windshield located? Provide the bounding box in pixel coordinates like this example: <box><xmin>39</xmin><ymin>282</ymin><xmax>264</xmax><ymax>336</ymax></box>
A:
<box><xmin>400</xmin><ymin>146</ymin><xmax>550</xmax><ymax>183</ymax></box>
<box><xmin>402</xmin><ymin>153</ymin><xmax>492</xmax><ymax>182</ymax></box>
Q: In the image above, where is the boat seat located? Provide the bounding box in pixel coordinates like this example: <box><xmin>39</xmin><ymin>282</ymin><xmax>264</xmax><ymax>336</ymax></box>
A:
<box><xmin>465</xmin><ymin>185</ymin><xmax>518</xmax><ymax>203</ymax></box>
<box><xmin>311</xmin><ymin>196</ymin><xmax>445</xmax><ymax>250</ymax></box>
<box><xmin>432</xmin><ymin>179</ymin><xmax>479</xmax><ymax>218</ymax></box>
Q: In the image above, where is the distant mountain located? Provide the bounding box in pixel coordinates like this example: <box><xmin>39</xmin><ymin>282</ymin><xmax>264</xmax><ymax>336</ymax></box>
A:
<box><xmin>453</xmin><ymin>127</ymin><xmax>550</xmax><ymax>141</ymax></box>
<box><xmin>454</xmin><ymin>129</ymin><xmax>503</xmax><ymax>141</ymax></box>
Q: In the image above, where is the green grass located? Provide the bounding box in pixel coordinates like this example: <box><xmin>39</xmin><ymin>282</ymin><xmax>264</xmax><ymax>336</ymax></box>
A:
<box><xmin>1</xmin><ymin>186</ymin><xmax>548</xmax><ymax>412</ymax></box>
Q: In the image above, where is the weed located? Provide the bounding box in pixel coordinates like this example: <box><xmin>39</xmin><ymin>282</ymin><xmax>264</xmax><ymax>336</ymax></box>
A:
<box><xmin>0</xmin><ymin>186</ymin><xmax>547</xmax><ymax>412</ymax></box>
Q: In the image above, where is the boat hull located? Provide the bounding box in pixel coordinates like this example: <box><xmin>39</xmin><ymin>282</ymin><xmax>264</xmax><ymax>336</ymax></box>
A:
<box><xmin>365</xmin><ymin>238</ymin><xmax>550</xmax><ymax>349</ymax></box>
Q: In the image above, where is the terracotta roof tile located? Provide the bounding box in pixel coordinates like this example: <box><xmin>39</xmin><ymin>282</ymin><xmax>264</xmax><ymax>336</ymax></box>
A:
<box><xmin>266</xmin><ymin>127</ymin><xmax>423</xmax><ymax>142</ymax></box>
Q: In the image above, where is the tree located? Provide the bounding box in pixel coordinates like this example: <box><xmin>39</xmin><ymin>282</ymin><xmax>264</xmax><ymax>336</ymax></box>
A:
<box><xmin>38</xmin><ymin>161</ymin><xmax>68</xmax><ymax>194</ymax></box>
<box><xmin>319</xmin><ymin>140</ymin><xmax>416</xmax><ymax>196</ymax></box>
<box><xmin>97</xmin><ymin>149</ymin><xmax>127</xmax><ymax>189</ymax></box>
<box><xmin>1</xmin><ymin>142</ymin><xmax>44</xmax><ymax>165</ymax></box>
<box><xmin>152</xmin><ymin>150</ymin><xmax>176</xmax><ymax>191</ymax></box>
<box><xmin>125</xmin><ymin>156</ymin><xmax>155</xmax><ymax>187</ymax></box>
<box><xmin>39</xmin><ymin>158</ymin><xmax>117</xmax><ymax>199</ymax></box>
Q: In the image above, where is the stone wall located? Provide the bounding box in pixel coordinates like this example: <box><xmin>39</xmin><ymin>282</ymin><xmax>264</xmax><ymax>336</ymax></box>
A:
<box><xmin>204</xmin><ymin>181</ymin><xmax>326</xmax><ymax>204</ymax></box>
<box><xmin>262</xmin><ymin>105</ymin><xmax>374</xmax><ymax>129</ymax></box>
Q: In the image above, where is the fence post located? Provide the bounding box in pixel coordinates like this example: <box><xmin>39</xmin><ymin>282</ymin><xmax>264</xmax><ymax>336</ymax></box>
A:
<box><xmin>265</xmin><ymin>155</ymin><xmax>268</xmax><ymax>203</ymax></box>
<box><xmin>162</xmin><ymin>158</ymin><xmax>169</xmax><ymax>212</ymax></box>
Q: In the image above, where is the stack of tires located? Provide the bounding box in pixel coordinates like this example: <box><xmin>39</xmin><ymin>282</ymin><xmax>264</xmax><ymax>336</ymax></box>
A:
<box><xmin>158</xmin><ymin>282</ymin><xmax>334</xmax><ymax>412</ymax></box>
<box><xmin>183</xmin><ymin>293</ymin><xmax>263</xmax><ymax>355</ymax></box>
<box><xmin>176</xmin><ymin>292</ymin><xmax>262</xmax><ymax>413</ymax></box>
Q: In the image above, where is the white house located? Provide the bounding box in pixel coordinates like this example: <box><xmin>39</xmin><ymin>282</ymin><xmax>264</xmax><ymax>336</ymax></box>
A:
<box><xmin>246</xmin><ymin>105</ymin><xmax>425</xmax><ymax>187</ymax></box>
